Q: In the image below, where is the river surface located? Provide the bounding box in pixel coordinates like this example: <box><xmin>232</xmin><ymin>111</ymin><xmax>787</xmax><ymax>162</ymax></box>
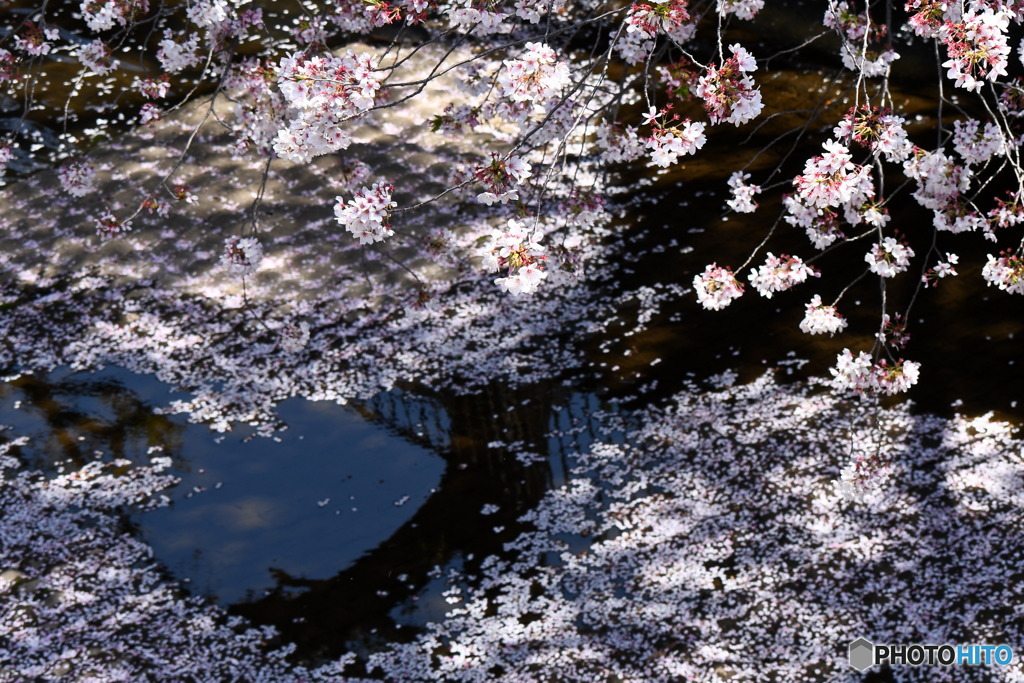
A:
<box><xmin>3</xmin><ymin>0</ymin><xmax>1024</xmax><ymax>671</ymax></box>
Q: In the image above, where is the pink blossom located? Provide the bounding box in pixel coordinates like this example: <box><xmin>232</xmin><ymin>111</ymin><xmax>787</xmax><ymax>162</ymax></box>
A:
<box><xmin>487</xmin><ymin>219</ymin><xmax>548</xmax><ymax>295</ymax></box>
<box><xmin>865</xmin><ymin>236</ymin><xmax>914</xmax><ymax>277</ymax></box>
<box><xmin>981</xmin><ymin>251</ymin><xmax>1024</xmax><ymax>294</ymax></box>
<box><xmin>725</xmin><ymin>171</ymin><xmax>761</xmax><ymax>213</ymax></box>
<box><xmin>748</xmin><ymin>253</ymin><xmax>818</xmax><ymax>298</ymax></box>
<box><xmin>693</xmin><ymin>263</ymin><xmax>744</xmax><ymax>310</ymax></box>
<box><xmin>334</xmin><ymin>183</ymin><xmax>397</xmax><ymax>244</ymax></box>
<box><xmin>799</xmin><ymin>294</ymin><xmax>847</xmax><ymax>335</ymax></box>
<box><xmin>497</xmin><ymin>43</ymin><xmax>570</xmax><ymax>103</ymax></box>
<box><xmin>220</xmin><ymin>236</ymin><xmax>263</xmax><ymax>276</ymax></box>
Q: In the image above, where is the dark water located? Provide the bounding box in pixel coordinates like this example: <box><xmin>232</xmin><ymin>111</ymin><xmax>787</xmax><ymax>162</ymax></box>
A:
<box><xmin>0</xmin><ymin>365</ymin><xmax>620</xmax><ymax>661</ymax></box>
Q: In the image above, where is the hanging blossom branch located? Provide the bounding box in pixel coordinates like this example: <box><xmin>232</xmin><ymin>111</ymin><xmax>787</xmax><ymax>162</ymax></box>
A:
<box><xmin>1</xmin><ymin>0</ymin><xmax>1024</xmax><ymax>391</ymax></box>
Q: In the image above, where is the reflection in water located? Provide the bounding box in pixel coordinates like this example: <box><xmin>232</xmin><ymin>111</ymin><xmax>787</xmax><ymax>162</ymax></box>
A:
<box><xmin>0</xmin><ymin>369</ymin><xmax>185</xmax><ymax>471</ymax></box>
<box><xmin>0</xmin><ymin>365</ymin><xmax>618</xmax><ymax>664</ymax></box>
<box><xmin>232</xmin><ymin>385</ymin><xmax>616</xmax><ymax>662</ymax></box>
<box><xmin>0</xmin><ymin>368</ymin><xmax>444</xmax><ymax>608</ymax></box>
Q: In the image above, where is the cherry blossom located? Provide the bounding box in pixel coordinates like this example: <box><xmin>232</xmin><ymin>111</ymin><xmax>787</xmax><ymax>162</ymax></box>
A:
<box><xmin>58</xmin><ymin>159</ymin><xmax>97</xmax><ymax>197</ymax></box>
<box><xmin>833</xmin><ymin>106</ymin><xmax>913</xmax><ymax>162</ymax></box>
<box><xmin>939</xmin><ymin>6</ymin><xmax>1012</xmax><ymax>91</ymax></box>
<box><xmin>474</xmin><ymin>154</ymin><xmax>532</xmax><ymax>204</ymax></box>
<box><xmin>334</xmin><ymin>183</ymin><xmax>397</xmax><ymax>244</ymax></box>
<box><xmin>799</xmin><ymin>294</ymin><xmax>848</xmax><ymax>335</ymax></box>
<box><xmin>497</xmin><ymin>43</ymin><xmax>570</xmax><ymax>104</ymax></box>
<box><xmin>824</xmin><ymin>1</ymin><xmax>898</xmax><ymax>76</ymax></box>
<box><xmin>693</xmin><ymin>263</ymin><xmax>744</xmax><ymax>310</ymax></box>
<box><xmin>981</xmin><ymin>251</ymin><xmax>1024</xmax><ymax>294</ymax></box>
<box><xmin>94</xmin><ymin>211</ymin><xmax>132</xmax><ymax>238</ymax></box>
<box><xmin>279</xmin><ymin>321</ymin><xmax>311</xmax><ymax>353</ymax></box>
<box><xmin>830</xmin><ymin>349</ymin><xmax>921</xmax><ymax>394</ymax></box>
<box><xmin>78</xmin><ymin>39</ymin><xmax>117</xmax><ymax>76</ymax></box>
<box><xmin>14</xmin><ymin>24</ymin><xmax>59</xmax><ymax>57</ymax></box>
<box><xmin>718</xmin><ymin>0</ymin><xmax>764</xmax><ymax>21</ymax></box>
<box><xmin>486</xmin><ymin>219</ymin><xmax>548</xmax><ymax>295</ymax></box>
<box><xmin>156</xmin><ymin>30</ymin><xmax>201</xmax><ymax>73</ymax></box>
<box><xmin>626</xmin><ymin>0</ymin><xmax>692</xmax><ymax>39</ymax></box>
<box><xmin>747</xmin><ymin>253</ymin><xmax>818</xmax><ymax>298</ymax></box>
<box><xmin>643</xmin><ymin>107</ymin><xmax>706</xmax><ymax>167</ymax></box>
<box><xmin>694</xmin><ymin>44</ymin><xmax>763</xmax><ymax>125</ymax></box>
<box><xmin>953</xmin><ymin>118</ymin><xmax>1007</xmax><ymax>165</ymax></box>
<box><xmin>81</xmin><ymin>0</ymin><xmax>148</xmax><ymax>32</ymax></box>
<box><xmin>922</xmin><ymin>253</ymin><xmax>960</xmax><ymax>287</ymax></box>
<box><xmin>220</xmin><ymin>236</ymin><xmax>263</xmax><ymax>276</ymax></box>
<box><xmin>725</xmin><ymin>170</ymin><xmax>761</xmax><ymax>213</ymax></box>
<box><xmin>865</xmin><ymin>236</ymin><xmax>914</xmax><ymax>277</ymax></box>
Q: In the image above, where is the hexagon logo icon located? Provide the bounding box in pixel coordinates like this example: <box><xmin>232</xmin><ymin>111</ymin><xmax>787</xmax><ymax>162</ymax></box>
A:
<box><xmin>849</xmin><ymin>638</ymin><xmax>875</xmax><ymax>671</ymax></box>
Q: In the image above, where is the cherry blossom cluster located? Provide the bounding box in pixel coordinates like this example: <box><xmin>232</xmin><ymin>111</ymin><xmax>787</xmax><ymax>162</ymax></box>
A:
<box><xmin>987</xmin><ymin>191</ymin><xmax>1024</xmax><ymax>237</ymax></box>
<box><xmin>474</xmin><ymin>154</ymin><xmax>532</xmax><ymax>205</ymax></box>
<box><xmin>13</xmin><ymin>23</ymin><xmax>59</xmax><ymax>57</ymax></box>
<box><xmin>799</xmin><ymin>294</ymin><xmax>848</xmax><ymax>335</ymax></box>
<box><xmin>642</xmin><ymin>107</ymin><xmax>706</xmax><ymax>168</ymax></box>
<box><xmin>595</xmin><ymin>123</ymin><xmax>647</xmax><ymax>164</ymax></box>
<box><xmin>513</xmin><ymin>0</ymin><xmax>568</xmax><ymax>23</ymax></box>
<box><xmin>447</xmin><ymin>0</ymin><xmax>511</xmax><ymax>35</ymax></box>
<box><xmin>865</xmin><ymin>235</ymin><xmax>914</xmax><ymax>277</ymax></box>
<box><xmin>94</xmin><ymin>211</ymin><xmax>132</xmax><ymax>238</ymax></box>
<box><xmin>58</xmin><ymin>158</ymin><xmax>97</xmax><ymax>197</ymax></box>
<box><xmin>81</xmin><ymin>0</ymin><xmax>149</xmax><ymax>32</ymax></box>
<box><xmin>156</xmin><ymin>30</ymin><xmax>202</xmax><ymax>74</ymax></box>
<box><xmin>783</xmin><ymin>197</ymin><xmax>845</xmax><ymax>248</ymax></box>
<box><xmin>718</xmin><ymin>0</ymin><xmax>764</xmax><ymax>21</ymax></box>
<box><xmin>830</xmin><ymin>349</ymin><xmax>921</xmax><ymax>394</ymax></box>
<box><xmin>274</xmin><ymin>51</ymin><xmax>381</xmax><ymax>163</ymax></box>
<box><xmin>485</xmin><ymin>219</ymin><xmax>548</xmax><ymax>295</ymax></box>
<box><xmin>793</xmin><ymin>139</ymin><xmax>874</xmax><ymax>211</ymax></box>
<box><xmin>904</xmin><ymin>0</ymin><xmax>952</xmax><ymax>38</ymax></box>
<box><xmin>334</xmin><ymin>182</ymin><xmax>397</xmax><ymax>245</ymax></box>
<box><xmin>748</xmin><ymin>253</ymin><xmax>818</xmax><ymax>298</ymax></box>
<box><xmin>981</xmin><ymin>250</ymin><xmax>1024</xmax><ymax>294</ymax></box>
<box><xmin>140</xmin><ymin>193</ymin><xmax>171</xmax><ymax>217</ymax></box>
<box><xmin>922</xmin><ymin>252</ymin><xmax>959</xmax><ymax>286</ymax></box>
<box><xmin>693</xmin><ymin>263</ymin><xmax>744</xmax><ymax>310</ymax></box>
<box><xmin>939</xmin><ymin>5</ymin><xmax>1013</xmax><ymax>92</ymax></box>
<box><xmin>824</xmin><ymin>1</ymin><xmax>898</xmax><ymax>76</ymax></box>
<box><xmin>903</xmin><ymin>148</ymin><xmax>971</xmax><ymax>212</ymax></box>
<box><xmin>497</xmin><ymin>43</ymin><xmax>570</xmax><ymax>104</ymax></box>
<box><xmin>220</xmin><ymin>236</ymin><xmax>264</xmax><ymax>277</ymax></box>
<box><xmin>625</xmin><ymin>0</ymin><xmax>691</xmax><ymax>39</ymax></box>
<box><xmin>78</xmin><ymin>39</ymin><xmax>116</xmax><ymax>76</ymax></box>
<box><xmin>615</xmin><ymin>0</ymin><xmax>694</xmax><ymax>63</ymax></box>
<box><xmin>953</xmin><ymin>118</ymin><xmax>1007</xmax><ymax>165</ymax></box>
<box><xmin>694</xmin><ymin>44</ymin><xmax>763</xmax><ymax>125</ymax></box>
<box><xmin>725</xmin><ymin>170</ymin><xmax>761</xmax><ymax>212</ymax></box>
<box><xmin>833</xmin><ymin>106</ymin><xmax>913</xmax><ymax>162</ymax></box>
